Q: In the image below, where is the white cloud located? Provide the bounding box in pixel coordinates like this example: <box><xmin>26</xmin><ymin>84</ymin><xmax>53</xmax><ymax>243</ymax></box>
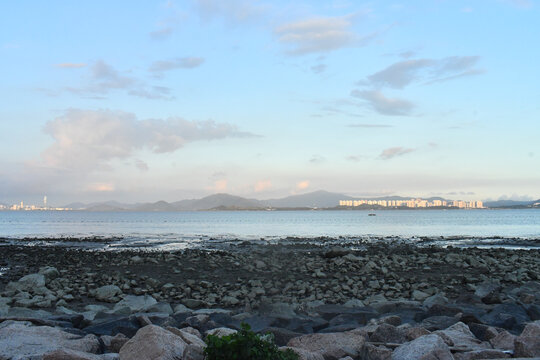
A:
<box><xmin>275</xmin><ymin>14</ymin><xmax>374</xmax><ymax>55</ymax></box>
<box><xmin>379</xmin><ymin>146</ymin><xmax>415</xmax><ymax>159</ymax></box>
<box><xmin>364</xmin><ymin>56</ymin><xmax>482</xmax><ymax>89</ymax></box>
<box><xmin>64</xmin><ymin>61</ymin><xmax>173</xmax><ymax>100</ymax></box>
<box><xmin>149</xmin><ymin>57</ymin><xmax>205</xmax><ymax>75</ymax></box>
<box><xmin>55</xmin><ymin>63</ymin><xmax>87</xmax><ymax>68</ymax></box>
<box><xmin>41</xmin><ymin>109</ymin><xmax>256</xmax><ymax>171</ymax></box>
<box><xmin>351</xmin><ymin>90</ymin><xmax>414</xmax><ymax>116</ymax></box>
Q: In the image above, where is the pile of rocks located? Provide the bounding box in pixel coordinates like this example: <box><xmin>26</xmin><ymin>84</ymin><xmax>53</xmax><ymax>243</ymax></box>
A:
<box><xmin>1</xmin><ymin>268</ymin><xmax>540</xmax><ymax>359</ymax></box>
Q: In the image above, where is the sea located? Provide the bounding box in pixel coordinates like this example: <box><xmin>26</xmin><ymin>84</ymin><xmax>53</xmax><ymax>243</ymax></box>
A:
<box><xmin>0</xmin><ymin>209</ymin><xmax>539</xmax><ymax>250</ymax></box>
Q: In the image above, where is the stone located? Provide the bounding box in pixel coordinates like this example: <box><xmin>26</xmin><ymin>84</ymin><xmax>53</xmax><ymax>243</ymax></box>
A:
<box><xmin>481</xmin><ymin>303</ymin><xmax>530</xmax><ymax>332</ymax></box>
<box><xmin>324</xmin><ymin>246</ymin><xmax>350</xmax><ymax>258</ymax></box>
<box><xmin>468</xmin><ymin>323</ymin><xmax>498</xmax><ymax>342</ymax></box>
<box><xmin>83</xmin><ymin>317</ymin><xmax>141</xmax><ymax>337</ymax></box>
<box><xmin>391</xmin><ymin>334</ymin><xmax>453</xmax><ymax>360</ymax></box>
<box><xmin>453</xmin><ymin>349</ymin><xmax>510</xmax><ymax>360</ymax></box>
<box><xmin>412</xmin><ymin>290</ymin><xmax>430</xmax><ymax>302</ymax></box>
<box><xmin>280</xmin><ymin>346</ymin><xmax>325</xmax><ymax>360</ymax></box>
<box><xmin>489</xmin><ymin>330</ymin><xmax>515</xmax><ymax>351</ymax></box>
<box><xmin>113</xmin><ymin>294</ymin><xmax>157</xmax><ymax>313</ymax></box>
<box><xmin>101</xmin><ymin>333</ymin><xmax>129</xmax><ymax>353</ymax></box>
<box><xmin>423</xmin><ymin>293</ymin><xmax>448</xmax><ymax>308</ymax></box>
<box><xmin>343</xmin><ymin>299</ymin><xmax>365</xmax><ymax>308</ymax></box>
<box><xmin>173</xmin><ymin>303</ymin><xmax>192</xmax><ymax>314</ymax></box>
<box><xmin>255</xmin><ymin>260</ymin><xmax>267</xmax><ymax>269</ymax></box>
<box><xmin>514</xmin><ymin>321</ymin><xmax>540</xmax><ymax>357</ymax></box>
<box><xmin>166</xmin><ymin>327</ymin><xmax>206</xmax><ymax>349</ymax></box>
<box><xmin>261</xmin><ymin>327</ymin><xmax>303</xmax><ymax>347</ymax></box>
<box><xmin>259</xmin><ymin>302</ymin><xmax>297</xmax><ymax>319</ymax></box>
<box><xmin>94</xmin><ymin>285</ymin><xmax>123</xmax><ymax>302</ymax></box>
<box><xmin>369</xmin><ymin>324</ymin><xmax>406</xmax><ymax>344</ymax></box>
<box><xmin>474</xmin><ymin>280</ymin><xmax>502</xmax><ymax>304</ymax></box>
<box><xmin>434</xmin><ymin>322</ymin><xmax>489</xmax><ymax>350</ymax></box>
<box><xmin>287</xmin><ymin>331</ymin><xmax>366</xmax><ymax>360</ymax></box>
<box><xmin>404</xmin><ymin>327</ymin><xmax>431</xmax><ymax>341</ymax></box>
<box><xmin>7</xmin><ymin>273</ymin><xmax>46</xmax><ymax>292</ymax></box>
<box><xmin>147</xmin><ymin>302</ymin><xmax>174</xmax><ymax>314</ymax></box>
<box><xmin>222</xmin><ymin>296</ymin><xmax>240</xmax><ymax>306</ymax></box>
<box><xmin>183</xmin><ymin>298</ymin><xmax>205</xmax><ymax>309</ymax></box>
<box><xmin>205</xmin><ymin>327</ymin><xmax>238</xmax><ymax>338</ymax></box>
<box><xmin>39</xmin><ymin>266</ymin><xmax>60</xmax><ymax>283</ymax></box>
<box><xmin>360</xmin><ymin>343</ymin><xmax>392</xmax><ymax>360</ymax></box>
<box><xmin>43</xmin><ymin>348</ymin><xmax>120</xmax><ymax>359</ymax></box>
<box><xmin>420</xmin><ymin>316</ymin><xmax>459</xmax><ymax>331</ymax></box>
<box><xmin>527</xmin><ymin>304</ymin><xmax>540</xmax><ymax>321</ymax></box>
<box><xmin>119</xmin><ymin>325</ymin><xmax>188</xmax><ymax>360</ymax></box>
<box><xmin>0</xmin><ymin>320</ymin><xmax>100</xmax><ymax>359</ymax></box>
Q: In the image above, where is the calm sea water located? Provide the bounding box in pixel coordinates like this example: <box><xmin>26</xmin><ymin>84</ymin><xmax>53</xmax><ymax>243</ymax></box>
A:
<box><xmin>0</xmin><ymin>209</ymin><xmax>539</xmax><ymax>249</ymax></box>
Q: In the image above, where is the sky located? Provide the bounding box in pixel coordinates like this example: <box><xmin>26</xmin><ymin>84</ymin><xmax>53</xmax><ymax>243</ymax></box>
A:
<box><xmin>1</xmin><ymin>0</ymin><xmax>539</xmax><ymax>205</ymax></box>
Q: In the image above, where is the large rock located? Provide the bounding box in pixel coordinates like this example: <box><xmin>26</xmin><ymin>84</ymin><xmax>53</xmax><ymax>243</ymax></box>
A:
<box><xmin>7</xmin><ymin>273</ymin><xmax>46</xmax><ymax>292</ymax></box>
<box><xmin>434</xmin><ymin>322</ymin><xmax>489</xmax><ymax>350</ymax></box>
<box><xmin>474</xmin><ymin>280</ymin><xmax>502</xmax><ymax>304</ymax></box>
<box><xmin>391</xmin><ymin>334</ymin><xmax>453</xmax><ymax>360</ymax></box>
<box><xmin>94</xmin><ymin>285</ymin><xmax>123</xmax><ymax>302</ymax></box>
<box><xmin>113</xmin><ymin>294</ymin><xmax>157</xmax><ymax>313</ymax></box>
<box><xmin>453</xmin><ymin>349</ymin><xmax>510</xmax><ymax>360</ymax></box>
<box><xmin>0</xmin><ymin>320</ymin><xmax>100</xmax><ymax>359</ymax></box>
<box><xmin>287</xmin><ymin>331</ymin><xmax>366</xmax><ymax>360</ymax></box>
<box><xmin>514</xmin><ymin>321</ymin><xmax>540</xmax><ymax>357</ymax></box>
<box><xmin>39</xmin><ymin>266</ymin><xmax>60</xmax><ymax>283</ymax></box>
<box><xmin>369</xmin><ymin>323</ymin><xmax>406</xmax><ymax>344</ymax></box>
<box><xmin>83</xmin><ymin>317</ymin><xmax>141</xmax><ymax>337</ymax></box>
<box><xmin>481</xmin><ymin>303</ymin><xmax>530</xmax><ymax>332</ymax></box>
<box><xmin>489</xmin><ymin>330</ymin><xmax>515</xmax><ymax>351</ymax></box>
<box><xmin>43</xmin><ymin>348</ymin><xmax>120</xmax><ymax>359</ymax></box>
<box><xmin>119</xmin><ymin>325</ymin><xmax>188</xmax><ymax>360</ymax></box>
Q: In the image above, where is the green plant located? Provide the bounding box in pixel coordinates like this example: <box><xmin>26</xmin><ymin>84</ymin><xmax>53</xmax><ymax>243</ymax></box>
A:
<box><xmin>204</xmin><ymin>323</ymin><xmax>299</xmax><ymax>360</ymax></box>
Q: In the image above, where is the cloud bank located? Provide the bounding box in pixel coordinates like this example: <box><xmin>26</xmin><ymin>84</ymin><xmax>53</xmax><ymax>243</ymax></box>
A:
<box><xmin>275</xmin><ymin>14</ymin><xmax>374</xmax><ymax>55</ymax></box>
<box><xmin>41</xmin><ymin>109</ymin><xmax>256</xmax><ymax>171</ymax></box>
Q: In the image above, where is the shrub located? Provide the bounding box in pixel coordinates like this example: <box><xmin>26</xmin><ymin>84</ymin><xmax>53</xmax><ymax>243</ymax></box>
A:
<box><xmin>204</xmin><ymin>323</ymin><xmax>299</xmax><ymax>360</ymax></box>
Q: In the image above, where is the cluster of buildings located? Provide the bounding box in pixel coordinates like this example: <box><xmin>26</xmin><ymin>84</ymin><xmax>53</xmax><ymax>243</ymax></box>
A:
<box><xmin>339</xmin><ymin>198</ymin><xmax>484</xmax><ymax>209</ymax></box>
<box><xmin>0</xmin><ymin>197</ymin><xmax>72</xmax><ymax>211</ymax></box>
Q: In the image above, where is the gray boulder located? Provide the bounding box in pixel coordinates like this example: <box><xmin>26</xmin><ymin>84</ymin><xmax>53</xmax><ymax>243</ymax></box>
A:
<box><xmin>287</xmin><ymin>331</ymin><xmax>366</xmax><ymax>360</ymax></box>
<box><xmin>113</xmin><ymin>294</ymin><xmax>157</xmax><ymax>313</ymax></box>
<box><xmin>119</xmin><ymin>325</ymin><xmax>188</xmax><ymax>360</ymax></box>
<box><xmin>391</xmin><ymin>334</ymin><xmax>453</xmax><ymax>360</ymax></box>
<box><xmin>434</xmin><ymin>322</ymin><xmax>489</xmax><ymax>350</ymax></box>
<box><xmin>514</xmin><ymin>320</ymin><xmax>540</xmax><ymax>357</ymax></box>
<box><xmin>0</xmin><ymin>320</ymin><xmax>100</xmax><ymax>359</ymax></box>
<box><xmin>94</xmin><ymin>285</ymin><xmax>123</xmax><ymax>302</ymax></box>
<box><xmin>7</xmin><ymin>273</ymin><xmax>46</xmax><ymax>292</ymax></box>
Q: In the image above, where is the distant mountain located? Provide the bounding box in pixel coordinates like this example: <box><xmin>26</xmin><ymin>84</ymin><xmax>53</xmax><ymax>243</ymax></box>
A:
<box><xmin>484</xmin><ymin>200</ymin><xmax>534</xmax><ymax>208</ymax></box>
<box><xmin>64</xmin><ymin>200</ymin><xmax>136</xmax><ymax>210</ymax></box>
<box><xmin>173</xmin><ymin>193</ymin><xmax>265</xmax><ymax>211</ymax></box>
<box><xmin>265</xmin><ymin>190</ymin><xmax>353</xmax><ymax>208</ymax></box>
<box><xmin>85</xmin><ymin>204</ymin><xmax>128</xmax><ymax>212</ymax></box>
<box><xmin>133</xmin><ymin>200</ymin><xmax>177</xmax><ymax>212</ymax></box>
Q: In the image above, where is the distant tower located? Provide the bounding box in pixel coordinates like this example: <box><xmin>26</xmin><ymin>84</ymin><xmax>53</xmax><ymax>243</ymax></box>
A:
<box><xmin>44</xmin><ymin>196</ymin><xmax>47</xmax><ymax>208</ymax></box>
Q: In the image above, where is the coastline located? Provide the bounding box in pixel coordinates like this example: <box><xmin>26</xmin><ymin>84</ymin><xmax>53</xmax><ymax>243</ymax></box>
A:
<box><xmin>1</xmin><ymin>240</ymin><xmax>540</xmax><ymax>358</ymax></box>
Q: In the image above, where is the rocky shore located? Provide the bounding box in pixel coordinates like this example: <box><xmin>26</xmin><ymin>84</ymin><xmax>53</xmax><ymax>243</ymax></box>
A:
<box><xmin>1</xmin><ymin>241</ymin><xmax>540</xmax><ymax>359</ymax></box>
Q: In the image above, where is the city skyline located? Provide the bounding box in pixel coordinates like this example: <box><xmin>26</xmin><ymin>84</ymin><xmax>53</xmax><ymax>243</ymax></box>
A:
<box><xmin>1</xmin><ymin>1</ymin><xmax>539</xmax><ymax>204</ymax></box>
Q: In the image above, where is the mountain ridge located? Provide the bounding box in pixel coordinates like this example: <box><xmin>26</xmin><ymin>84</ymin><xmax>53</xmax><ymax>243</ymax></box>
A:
<box><xmin>57</xmin><ymin>190</ymin><xmax>507</xmax><ymax>211</ymax></box>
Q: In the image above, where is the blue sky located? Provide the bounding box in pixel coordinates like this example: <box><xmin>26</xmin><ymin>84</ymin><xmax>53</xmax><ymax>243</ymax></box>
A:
<box><xmin>1</xmin><ymin>0</ymin><xmax>539</xmax><ymax>205</ymax></box>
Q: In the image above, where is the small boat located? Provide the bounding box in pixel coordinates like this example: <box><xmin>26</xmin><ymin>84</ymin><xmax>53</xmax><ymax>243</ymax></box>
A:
<box><xmin>368</xmin><ymin>213</ymin><xmax>376</xmax><ymax>216</ymax></box>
